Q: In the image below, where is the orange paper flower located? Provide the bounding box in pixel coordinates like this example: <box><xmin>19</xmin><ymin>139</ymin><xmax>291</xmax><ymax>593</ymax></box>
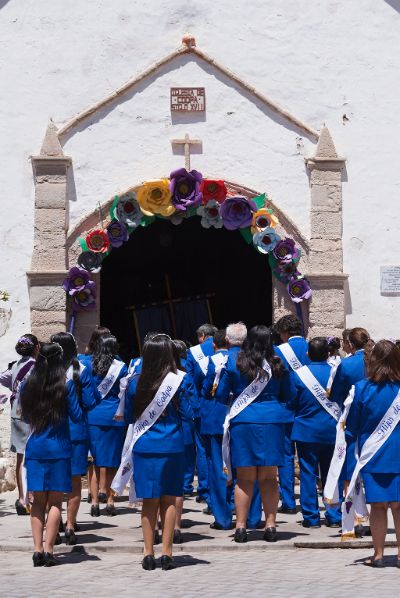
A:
<box><xmin>251</xmin><ymin>208</ymin><xmax>279</xmax><ymax>234</ymax></box>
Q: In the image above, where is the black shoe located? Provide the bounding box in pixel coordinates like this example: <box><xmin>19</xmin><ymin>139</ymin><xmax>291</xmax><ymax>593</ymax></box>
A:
<box><xmin>15</xmin><ymin>499</ymin><xmax>29</xmax><ymax>516</ymax></box>
<box><xmin>354</xmin><ymin>524</ymin><xmax>364</xmax><ymax>538</ymax></box>
<box><xmin>326</xmin><ymin>520</ymin><xmax>341</xmax><ymax>528</ymax></box>
<box><xmin>87</xmin><ymin>492</ymin><xmax>92</xmax><ymax>503</ymax></box>
<box><xmin>263</xmin><ymin>527</ymin><xmax>277</xmax><ymax>542</ymax></box>
<box><xmin>364</xmin><ymin>525</ymin><xmax>372</xmax><ymax>536</ymax></box>
<box><xmin>173</xmin><ymin>529</ymin><xmax>183</xmax><ymax>544</ymax></box>
<box><xmin>154</xmin><ymin>529</ymin><xmax>161</xmax><ymax>545</ymax></box>
<box><xmin>196</xmin><ymin>495</ymin><xmax>206</xmax><ymax>503</ymax></box>
<box><xmin>142</xmin><ymin>555</ymin><xmax>156</xmax><ymax>571</ymax></box>
<box><xmin>105</xmin><ymin>504</ymin><xmax>117</xmax><ymax>517</ymax></box>
<box><xmin>74</xmin><ymin>522</ymin><xmax>81</xmax><ymax>532</ymax></box>
<box><xmin>90</xmin><ymin>504</ymin><xmax>100</xmax><ymax>517</ymax></box>
<box><xmin>234</xmin><ymin>527</ymin><xmax>247</xmax><ymax>543</ymax></box>
<box><xmin>203</xmin><ymin>506</ymin><xmax>212</xmax><ymax>515</ymax></box>
<box><xmin>32</xmin><ymin>552</ymin><xmax>45</xmax><ymax>567</ymax></box>
<box><xmin>278</xmin><ymin>506</ymin><xmax>297</xmax><ymax>515</ymax></box>
<box><xmin>302</xmin><ymin>520</ymin><xmax>321</xmax><ymax>528</ymax></box>
<box><xmin>210</xmin><ymin>521</ymin><xmax>228</xmax><ymax>530</ymax></box>
<box><xmin>54</xmin><ymin>533</ymin><xmax>62</xmax><ymax>545</ymax></box>
<box><xmin>364</xmin><ymin>557</ymin><xmax>384</xmax><ymax>568</ymax></box>
<box><xmin>43</xmin><ymin>552</ymin><xmax>60</xmax><ymax>567</ymax></box>
<box><xmin>65</xmin><ymin>528</ymin><xmax>77</xmax><ymax>545</ymax></box>
<box><xmin>161</xmin><ymin>555</ymin><xmax>176</xmax><ymax>570</ymax></box>
<box><xmin>98</xmin><ymin>492</ymin><xmax>107</xmax><ymax>504</ymax></box>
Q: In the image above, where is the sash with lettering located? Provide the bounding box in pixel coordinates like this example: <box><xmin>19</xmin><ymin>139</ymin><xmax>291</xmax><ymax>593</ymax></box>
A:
<box><xmin>222</xmin><ymin>360</ymin><xmax>272</xmax><ymax>482</ymax></box>
<box><xmin>111</xmin><ymin>369</ymin><xmax>186</xmax><ymax>501</ymax></box>
<box><xmin>294</xmin><ymin>365</ymin><xmax>341</xmax><ymax>422</ymax></box>
<box><xmin>324</xmin><ymin>386</ymin><xmax>355</xmax><ymax>505</ymax></box>
<box><xmin>114</xmin><ymin>358</ymin><xmax>142</xmax><ymax>420</ymax></box>
<box><xmin>342</xmin><ymin>386</ymin><xmax>400</xmax><ymax>536</ymax></box>
<box><xmin>278</xmin><ymin>342</ymin><xmax>302</xmax><ymax>371</ymax></box>
<box><xmin>190</xmin><ymin>344</ymin><xmax>209</xmax><ymax>376</ymax></box>
<box><xmin>210</xmin><ymin>352</ymin><xmax>228</xmax><ymax>397</ymax></box>
<box><xmin>10</xmin><ymin>358</ymin><xmax>35</xmax><ymax>419</ymax></box>
<box><xmin>97</xmin><ymin>359</ymin><xmax>124</xmax><ymax>399</ymax></box>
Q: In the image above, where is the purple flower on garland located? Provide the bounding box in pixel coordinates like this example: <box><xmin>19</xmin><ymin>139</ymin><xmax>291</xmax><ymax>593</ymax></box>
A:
<box><xmin>220</xmin><ymin>195</ymin><xmax>257</xmax><ymax>230</ymax></box>
<box><xmin>63</xmin><ymin>267</ymin><xmax>92</xmax><ymax>295</ymax></box>
<box><xmin>72</xmin><ymin>286</ymin><xmax>97</xmax><ymax>311</ymax></box>
<box><xmin>169</xmin><ymin>168</ymin><xmax>203</xmax><ymax>212</ymax></box>
<box><xmin>106</xmin><ymin>219</ymin><xmax>129</xmax><ymax>248</ymax></box>
<box><xmin>287</xmin><ymin>276</ymin><xmax>312</xmax><ymax>303</ymax></box>
<box><xmin>77</xmin><ymin>251</ymin><xmax>103</xmax><ymax>274</ymax></box>
<box><xmin>273</xmin><ymin>261</ymin><xmax>299</xmax><ymax>280</ymax></box>
<box><xmin>273</xmin><ymin>238</ymin><xmax>300</xmax><ymax>264</ymax></box>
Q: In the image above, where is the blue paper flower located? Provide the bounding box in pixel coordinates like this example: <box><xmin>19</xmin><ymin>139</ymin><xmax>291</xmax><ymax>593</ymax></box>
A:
<box><xmin>253</xmin><ymin>228</ymin><xmax>281</xmax><ymax>254</ymax></box>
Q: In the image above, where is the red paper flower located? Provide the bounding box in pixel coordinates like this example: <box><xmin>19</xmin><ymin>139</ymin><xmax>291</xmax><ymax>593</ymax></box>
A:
<box><xmin>86</xmin><ymin>229</ymin><xmax>110</xmax><ymax>254</ymax></box>
<box><xmin>200</xmin><ymin>180</ymin><xmax>227</xmax><ymax>204</ymax></box>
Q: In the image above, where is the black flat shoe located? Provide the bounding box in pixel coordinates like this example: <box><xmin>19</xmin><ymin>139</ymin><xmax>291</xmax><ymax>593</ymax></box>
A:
<box><xmin>173</xmin><ymin>529</ymin><xmax>183</xmax><ymax>544</ymax></box>
<box><xmin>278</xmin><ymin>506</ymin><xmax>297</xmax><ymax>515</ymax></box>
<box><xmin>354</xmin><ymin>524</ymin><xmax>364</xmax><ymax>537</ymax></box>
<box><xmin>90</xmin><ymin>504</ymin><xmax>100</xmax><ymax>517</ymax></box>
<box><xmin>263</xmin><ymin>527</ymin><xmax>277</xmax><ymax>542</ymax></box>
<box><xmin>161</xmin><ymin>555</ymin><xmax>176</xmax><ymax>570</ymax></box>
<box><xmin>302</xmin><ymin>520</ymin><xmax>321</xmax><ymax>528</ymax></box>
<box><xmin>43</xmin><ymin>552</ymin><xmax>60</xmax><ymax>567</ymax></box>
<box><xmin>98</xmin><ymin>492</ymin><xmax>107</xmax><ymax>504</ymax></box>
<box><xmin>234</xmin><ymin>527</ymin><xmax>247</xmax><ymax>543</ymax></box>
<box><xmin>32</xmin><ymin>552</ymin><xmax>44</xmax><ymax>567</ymax></box>
<box><xmin>65</xmin><ymin>528</ymin><xmax>77</xmax><ymax>545</ymax></box>
<box><xmin>15</xmin><ymin>499</ymin><xmax>29</xmax><ymax>516</ymax></box>
<box><xmin>142</xmin><ymin>555</ymin><xmax>156</xmax><ymax>570</ymax></box>
<box><xmin>196</xmin><ymin>495</ymin><xmax>206</xmax><ymax>503</ymax></box>
<box><xmin>105</xmin><ymin>504</ymin><xmax>117</xmax><ymax>517</ymax></box>
<box><xmin>154</xmin><ymin>529</ymin><xmax>161</xmax><ymax>545</ymax></box>
<box><xmin>54</xmin><ymin>533</ymin><xmax>62</xmax><ymax>545</ymax></box>
<box><xmin>74</xmin><ymin>522</ymin><xmax>81</xmax><ymax>532</ymax></box>
<box><xmin>364</xmin><ymin>557</ymin><xmax>384</xmax><ymax>568</ymax></box>
<box><xmin>364</xmin><ymin>525</ymin><xmax>372</xmax><ymax>536</ymax></box>
<box><xmin>203</xmin><ymin>506</ymin><xmax>212</xmax><ymax>515</ymax></box>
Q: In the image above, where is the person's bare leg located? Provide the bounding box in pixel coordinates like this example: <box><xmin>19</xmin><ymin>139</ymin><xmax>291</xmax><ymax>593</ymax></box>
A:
<box><xmin>99</xmin><ymin>467</ymin><xmax>107</xmax><ymax>496</ymax></box>
<box><xmin>141</xmin><ymin>498</ymin><xmax>160</xmax><ymax>556</ymax></box>
<box><xmin>369</xmin><ymin>502</ymin><xmax>388</xmax><ymax>562</ymax></box>
<box><xmin>87</xmin><ymin>462</ymin><xmax>94</xmax><ymax>500</ymax></box>
<box><xmin>30</xmin><ymin>491</ymin><xmax>47</xmax><ymax>553</ymax></box>
<box><xmin>90</xmin><ymin>465</ymin><xmax>100</xmax><ymax>506</ymax></box>
<box><xmin>16</xmin><ymin>453</ymin><xmax>26</xmax><ymax>505</ymax></box>
<box><xmin>258</xmin><ymin>466</ymin><xmax>279</xmax><ymax>528</ymax></box>
<box><xmin>106</xmin><ymin>468</ymin><xmax>117</xmax><ymax>505</ymax></box>
<box><xmin>66</xmin><ymin>476</ymin><xmax>82</xmax><ymax>529</ymax></box>
<box><xmin>175</xmin><ymin>496</ymin><xmax>183</xmax><ymax>530</ymax></box>
<box><xmin>235</xmin><ymin>466</ymin><xmax>256</xmax><ymax>529</ymax></box>
<box><xmin>44</xmin><ymin>492</ymin><xmax>63</xmax><ymax>554</ymax></box>
<box><xmin>160</xmin><ymin>496</ymin><xmax>176</xmax><ymax>557</ymax></box>
<box><xmin>390</xmin><ymin>502</ymin><xmax>400</xmax><ymax>560</ymax></box>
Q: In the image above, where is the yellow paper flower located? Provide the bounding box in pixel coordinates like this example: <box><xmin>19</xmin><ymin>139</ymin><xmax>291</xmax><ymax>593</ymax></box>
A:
<box><xmin>136</xmin><ymin>180</ymin><xmax>175</xmax><ymax>217</ymax></box>
<box><xmin>251</xmin><ymin>208</ymin><xmax>279</xmax><ymax>234</ymax></box>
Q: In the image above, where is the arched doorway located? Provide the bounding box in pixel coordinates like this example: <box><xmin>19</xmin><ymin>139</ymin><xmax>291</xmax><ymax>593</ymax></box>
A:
<box><xmin>100</xmin><ymin>216</ymin><xmax>272</xmax><ymax>360</ymax></box>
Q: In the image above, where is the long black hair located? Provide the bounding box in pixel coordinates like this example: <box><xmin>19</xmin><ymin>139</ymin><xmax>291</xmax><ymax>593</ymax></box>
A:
<box><xmin>92</xmin><ymin>334</ymin><xmax>119</xmax><ymax>377</ymax></box>
<box><xmin>86</xmin><ymin>326</ymin><xmax>111</xmax><ymax>355</ymax></box>
<box><xmin>20</xmin><ymin>342</ymin><xmax>68</xmax><ymax>433</ymax></box>
<box><xmin>134</xmin><ymin>334</ymin><xmax>177</xmax><ymax>418</ymax></box>
<box><xmin>50</xmin><ymin>332</ymin><xmax>82</xmax><ymax>402</ymax></box>
<box><xmin>236</xmin><ymin>325</ymin><xmax>285</xmax><ymax>380</ymax></box>
<box><xmin>15</xmin><ymin>334</ymin><xmax>39</xmax><ymax>358</ymax></box>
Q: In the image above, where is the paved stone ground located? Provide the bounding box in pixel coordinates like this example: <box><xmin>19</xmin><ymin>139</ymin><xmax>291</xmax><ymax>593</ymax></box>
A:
<box><xmin>0</xmin><ymin>489</ymin><xmax>399</xmax><ymax>596</ymax></box>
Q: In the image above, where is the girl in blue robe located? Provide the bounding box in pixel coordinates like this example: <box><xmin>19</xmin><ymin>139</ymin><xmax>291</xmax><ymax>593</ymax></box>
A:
<box><xmin>21</xmin><ymin>342</ymin><xmax>83</xmax><ymax>567</ymax></box>
<box><xmin>346</xmin><ymin>340</ymin><xmax>400</xmax><ymax>567</ymax></box>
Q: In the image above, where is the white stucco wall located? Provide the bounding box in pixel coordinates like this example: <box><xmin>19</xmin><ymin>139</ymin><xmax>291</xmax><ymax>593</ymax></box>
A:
<box><xmin>0</xmin><ymin>0</ymin><xmax>400</xmax><ymax>373</ymax></box>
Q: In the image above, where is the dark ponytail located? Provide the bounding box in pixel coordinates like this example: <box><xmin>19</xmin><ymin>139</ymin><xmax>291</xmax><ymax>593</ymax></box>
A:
<box><xmin>50</xmin><ymin>332</ymin><xmax>82</xmax><ymax>403</ymax></box>
<box><xmin>236</xmin><ymin>325</ymin><xmax>285</xmax><ymax>380</ymax></box>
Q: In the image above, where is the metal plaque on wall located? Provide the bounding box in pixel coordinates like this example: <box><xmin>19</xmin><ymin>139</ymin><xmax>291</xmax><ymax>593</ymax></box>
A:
<box><xmin>171</xmin><ymin>88</ymin><xmax>206</xmax><ymax>112</ymax></box>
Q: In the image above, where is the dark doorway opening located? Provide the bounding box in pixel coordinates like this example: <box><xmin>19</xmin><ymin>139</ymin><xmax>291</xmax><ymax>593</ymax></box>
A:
<box><xmin>100</xmin><ymin>216</ymin><xmax>272</xmax><ymax>361</ymax></box>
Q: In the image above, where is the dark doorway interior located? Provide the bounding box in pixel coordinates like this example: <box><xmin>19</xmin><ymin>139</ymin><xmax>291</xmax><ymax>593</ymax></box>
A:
<box><xmin>100</xmin><ymin>216</ymin><xmax>272</xmax><ymax>361</ymax></box>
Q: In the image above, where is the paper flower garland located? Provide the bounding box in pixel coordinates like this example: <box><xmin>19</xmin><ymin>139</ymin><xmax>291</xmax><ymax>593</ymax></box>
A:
<box><xmin>251</xmin><ymin>208</ymin><xmax>279</xmax><ymax>234</ymax></box>
<box><xmin>115</xmin><ymin>192</ymin><xmax>144</xmax><ymax>228</ymax></box>
<box><xmin>220</xmin><ymin>195</ymin><xmax>257</xmax><ymax>230</ymax></box>
<box><xmin>106</xmin><ymin>220</ymin><xmax>129</xmax><ymax>248</ymax></box>
<box><xmin>136</xmin><ymin>180</ymin><xmax>174</xmax><ymax>217</ymax></box>
<box><xmin>63</xmin><ymin>267</ymin><xmax>96</xmax><ymax>312</ymax></box>
<box><xmin>170</xmin><ymin>168</ymin><xmax>203</xmax><ymax>212</ymax></box>
<box><xmin>201</xmin><ymin>179</ymin><xmax>227</xmax><ymax>204</ymax></box>
<box><xmin>253</xmin><ymin>228</ymin><xmax>281</xmax><ymax>254</ymax></box>
<box><xmin>77</xmin><ymin>251</ymin><xmax>102</xmax><ymax>274</ymax></box>
<box><xmin>197</xmin><ymin>199</ymin><xmax>223</xmax><ymax>228</ymax></box>
<box><xmin>287</xmin><ymin>276</ymin><xmax>312</xmax><ymax>303</ymax></box>
<box><xmin>86</xmin><ymin>229</ymin><xmax>110</xmax><ymax>254</ymax></box>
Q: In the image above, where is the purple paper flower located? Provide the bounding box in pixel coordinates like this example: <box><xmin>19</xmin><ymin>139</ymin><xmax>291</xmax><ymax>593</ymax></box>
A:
<box><xmin>63</xmin><ymin>267</ymin><xmax>91</xmax><ymax>295</ymax></box>
<box><xmin>77</xmin><ymin>251</ymin><xmax>103</xmax><ymax>274</ymax></box>
<box><xmin>273</xmin><ymin>261</ymin><xmax>299</xmax><ymax>281</ymax></box>
<box><xmin>169</xmin><ymin>168</ymin><xmax>203</xmax><ymax>212</ymax></box>
<box><xmin>220</xmin><ymin>196</ymin><xmax>257</xmax><ymax>230</ymax></box>
<box><xmin>287</xmin><ymin>276</ymin><xmax>312</xmax><ymax>303</ymax></box>
<box><xmin>106</xmin><ymin>219</ymin><xmax>129</xmax><ymax>248</ymax></box>
<box><xmin>72</xmin><ymin>286</ymin><xmax>97</xmax><ymax>311</ymax></box>
<box><xmin>273</xmin><ymin>238</ymin><xmax>301</xmax><ymax>264</ymax></box>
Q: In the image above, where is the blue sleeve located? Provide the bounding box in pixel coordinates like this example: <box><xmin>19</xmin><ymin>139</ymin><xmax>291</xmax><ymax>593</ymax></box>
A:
<box><xmin>178</xmin><ymin>378</ymin><xmax>194</xmax><ymax>419</ymax></box>
<box><xmin>80</xmin><ymin>367</ymin><xmax>97</xmax><ymax>411</ymax></box>
<box><xmin>66</xmin><ymin>379</ymin><xmax>83</xmax><ymax>423</ymax></box>
<box><xmin>124</xmin><ymin>377</ymin><xmax>136</xmax><ymax>424</ymax></box>
<box><xmin>285</xmin><ymin>371</ymin><xmax>298</xmax><ymax>410</ymax></box>
<box><xmin>202</xmin><ymin>360</ymin><xmax>217</xmax><ymax>400</ymax></box>
<box><xmin>185</xmin><ymin>351</ymin><xmax>195</xmax><ymax>378</ymax></box>
<box><xmin>329</xmin><ymin>362</ymin><xmax>345</xmax><ymax>406</ymax></box>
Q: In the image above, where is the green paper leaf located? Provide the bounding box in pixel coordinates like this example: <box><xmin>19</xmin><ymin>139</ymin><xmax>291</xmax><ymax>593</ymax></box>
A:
<box><xmin>239</xmin><ymin>227</ymin><xmax>253</xmax><ymax>244</ymax></box>
<box><xmin>252</xmin><ymin>193</ymin><xmax>266</xmax><ymax>210</ymax></box>
<box><xmin>187</xmin><ymin>207</ymin><xmax>198</xmax><ymax>218</ymax></box>
<box><xmin>78</xmin><ymin>237</ymin><xmax>89</xmax><ymax>252</ymax></box>
<box><xmin>141</xmin><ymin>215</ymin><xmax>156</xmax><ymax>227</ymax></box>
<box><xmin>110</xmin><ymin>195</ymin><xmax>119</xmax><ymax>220</ymax></box>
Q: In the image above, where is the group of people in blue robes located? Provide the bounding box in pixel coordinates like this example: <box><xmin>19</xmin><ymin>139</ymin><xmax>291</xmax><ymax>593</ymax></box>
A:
<box><xmin>2</xmin><ymin>316</ymin><xmax>400</xmax><ymax>570</ymax></box>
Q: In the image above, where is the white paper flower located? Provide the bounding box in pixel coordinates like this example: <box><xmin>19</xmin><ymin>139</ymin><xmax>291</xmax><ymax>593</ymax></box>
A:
<box><xmin>197</xmin><ymin>200</ymin><xmax>223</xmax><ymax>229</ymax></box>
<box><xmin>115</xmin><ymin>192</ymin><xmax>143</xmax><ymax>229</ymax></box>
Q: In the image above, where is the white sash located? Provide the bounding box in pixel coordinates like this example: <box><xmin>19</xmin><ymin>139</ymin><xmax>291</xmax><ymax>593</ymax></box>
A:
<box><xmin>279</xmin><ymin>342</ymin><xmax>302</xmax><ymax>371</ymax></box>
<box><xmin>326</xmin><ymin>359</ymin><xmax>340</xmax><ymax>395</ymax></box>
<box><xmin>97</xmin><ymin>359</ymin><xmax>124</xmax><ymax>399</ymax></box>
<box><xmin>211</xmin><ymin>352</ymin><xmax>228</xmax><ymax>396</ymax></box>
<box><xmin>190</xmin><ymin>344</ymin><xmax>208</xmax><ymax>376</ymax></box>
<box><xmin>10</xmin><ymin>358</ymin><xmax>35</xmax><ymax>420</ymax></box>
<box><xmin>66</xmin><ymin>362</ymin><xmax>86</xmax><ymax>381</ymax></box>
<box><xmin>324</xmin><ymin>387</ymin><xmax>355</xmax><ymax>505</ymax></box>
<box><xmin>295</xmin><ymin>365</ymin><xmax>341</xmax><ymax>422</ymax></box>
<box><xmin>222</xmin><ymin>360</ymin><xmax>272</xmax><ymax>482</ymax></box>
<box><xmin>111</xmin><ymin>370</ymin><xmax>186</xmax><ymax>501</ymax></box>
<box><xmin>342</xmin><ymin>386</ymin><xmax>400</xmax><ymax>535</ymax></box>
<box><xmin>114</xmin><ymin>359</ymin><xmax>142</xmax><ymax>420</ymax></box>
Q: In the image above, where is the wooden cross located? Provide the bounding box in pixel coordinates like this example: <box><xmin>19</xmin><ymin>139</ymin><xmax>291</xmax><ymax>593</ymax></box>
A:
<box><xmin>171</xmin><ymin>133</ymin><xmax>202</xmax><ymax>170</ymax></box>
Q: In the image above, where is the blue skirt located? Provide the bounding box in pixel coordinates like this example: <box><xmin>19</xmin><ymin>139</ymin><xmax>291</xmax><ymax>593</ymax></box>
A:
<box><xmin>133</xmin><ymin>452</ymin><xmax>185</xmax><ymax>498</ymax></box>
<box><xmin>363</xmin><ymin>473</ymin><xmax>400</xmax><ymax>503</ymax></box>
<box><xmin>88</xmin><ymin>425</ymin><xmax>125</xmax><ymax>468</ymax></box>
<box><xmin>26</xmin><ymin>458</ymin><xmax>72</xmax><ymax>493</ymax></box>
<box><xmin>230</xmin><ymin>422</ymin><xmax>285</xmax><ymax>467</ymax></box>
<box><xmin>71</xmin><ymin>440</ymin><xmax>89</xmax><ymax>476</ymax></box>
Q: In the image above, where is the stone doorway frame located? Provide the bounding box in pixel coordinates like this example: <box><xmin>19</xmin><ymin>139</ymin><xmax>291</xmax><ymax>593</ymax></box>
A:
<box><xmin>27</xmin><ymin>37</ymin><xmax>347</xmax><ymax>349</ymax></box>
